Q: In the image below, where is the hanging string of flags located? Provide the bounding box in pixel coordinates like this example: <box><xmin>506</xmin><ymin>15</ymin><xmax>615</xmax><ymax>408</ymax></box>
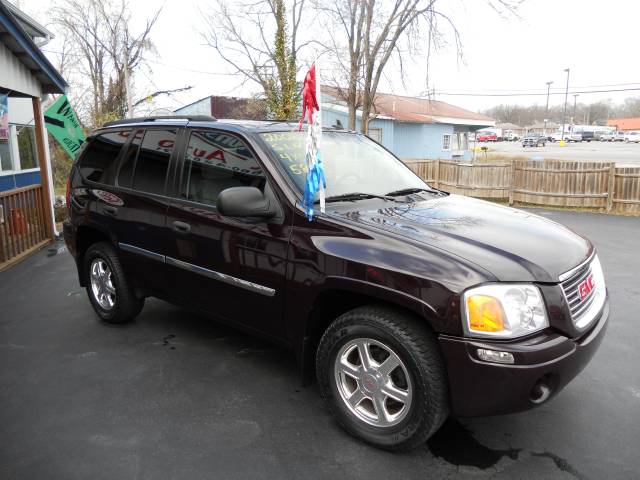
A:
<box><xmin>299</xmin><ymin>63</ymin><xmax>326</xmax><ymax>221</ymax></box>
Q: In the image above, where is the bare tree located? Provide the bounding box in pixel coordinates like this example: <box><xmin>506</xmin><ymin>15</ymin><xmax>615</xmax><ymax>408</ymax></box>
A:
<box><xmin>51</xmin><ymin>0</ymin><xmax>162</xmax><ymax>126</ymax></box>
<box><xmin>318</xmin><ymin>0</ymin><xmax>519</xmax><ymax>133</ymax></box>
<box><xmin>201</xmin><ymin>0</ymin><xmax>310</xmax><ymax>120</ymax></box>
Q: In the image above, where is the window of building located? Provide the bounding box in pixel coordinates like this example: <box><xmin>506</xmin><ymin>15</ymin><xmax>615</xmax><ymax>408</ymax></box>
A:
<box><xmin>442</xmin><ymin>134</ymin><xmax>451</xmax><ymax>151</ymax></box>
<box><xmin>16</xmin><ymin>126</ymin><xmax>38</xmax><ymax>170</ymax></box>
<box><xmin>0</xmin><ymin>137</ymin><xmax>11</xmax><ymax>171</ymax></box>
<box><xmin>131</xmin><ymin>129</ymin><xmax>176</xmax><ymax>195</ymax></box>
<box><xmin>451</xmin><ymin>132</ymin><xmax>469</xmax><ymax>152</ymax></box>
<box><xmin>79</xmin><ymin>130</ymin><xmax>130</xmax><ymax>184</ymax></box>
<box><xmin>368</xmin><ymin>128</ymin><xmax>383</xmax><ymax>143</ymax></box>
<box><xmin>180</xmin><ymin>130</ymin><xmax>265</xmax><ymax>207</ymax></box>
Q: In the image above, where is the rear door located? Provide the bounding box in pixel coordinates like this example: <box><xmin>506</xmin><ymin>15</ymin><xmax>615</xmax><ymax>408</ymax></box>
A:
<box><xmin>164</xmin><ymin>128</ymin><xmax>291</xmax><ymax>338</ymax></box>
<box><xmin>110</xmin><ymin>127</ymin><xmax>181</xmax><ymax>297</ymax></box>
<box><xmin>76</xmin><ymin>128</ymin><xmax>130</xmax><ymax>250</ymax></box>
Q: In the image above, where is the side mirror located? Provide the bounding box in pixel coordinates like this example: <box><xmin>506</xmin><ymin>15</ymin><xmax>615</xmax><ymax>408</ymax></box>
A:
<box><xmin>217</xmin><ymin>187</ymin><xmax>276</xmax><ymax>218</ymax></box>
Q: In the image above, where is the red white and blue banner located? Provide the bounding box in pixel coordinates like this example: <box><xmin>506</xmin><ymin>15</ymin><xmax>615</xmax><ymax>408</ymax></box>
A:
<box><xmin>299</xmin><ymin>63</ymin><xmax>326</xmax><ymax>220</ymax></box>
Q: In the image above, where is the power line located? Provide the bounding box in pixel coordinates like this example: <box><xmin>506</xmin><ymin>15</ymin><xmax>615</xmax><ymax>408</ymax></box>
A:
<box><xmin>146</xmin><ymin>58</ymin><xmax>240</xmax><ymax>76</ymax></box>
<box><xmin>433</xmin><ymin>82</ymin><xmax>640</xmax><ymax>93</ymax></box>
<box><xmin>41</xmin><ymin>48</ymin><xmax>241</xmax><ymax>77</ymax></box>
<box><xmin>434</xmin><ymin>87</ymin><xmax>640</xmax><ymax>97</ymax></box>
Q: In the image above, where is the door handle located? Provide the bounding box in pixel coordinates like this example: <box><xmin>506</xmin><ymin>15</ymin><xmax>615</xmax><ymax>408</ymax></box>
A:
<box><xmin>173</xmin><ymin>221</ymin><xmax>191</xmax><ymax>233</ymax></box>
<box><xmin>103</xmin><ymin>205</ymin><xmax>118</xmax><ymax>216</ymax></box>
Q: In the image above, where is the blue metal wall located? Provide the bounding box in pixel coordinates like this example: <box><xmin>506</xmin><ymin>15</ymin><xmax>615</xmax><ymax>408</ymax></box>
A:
<box><xmin>392</xmin><ymin>122</ymin><xmax>455</xmax><ymax>159</ymax></box>
<box><xmin>0</xmin><ymin>170</ymin><xmax>40</xmax><ymax>192</ymax></box>
<box><xmin>322</xmin><ymin>109</ymin><xmax>395</xmax><ymax>145</ymax></box>
<box><xmin>321</xmin><ymin>106</ymin><xmax>460</xmax><ymax>160</ymax></box>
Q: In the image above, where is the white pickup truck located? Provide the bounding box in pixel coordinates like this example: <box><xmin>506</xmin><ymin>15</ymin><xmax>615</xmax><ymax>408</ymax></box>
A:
<box><xmin>550</xmin><ymin>131</ymin><xmax>582</xmax><ymax>142</ymax></box>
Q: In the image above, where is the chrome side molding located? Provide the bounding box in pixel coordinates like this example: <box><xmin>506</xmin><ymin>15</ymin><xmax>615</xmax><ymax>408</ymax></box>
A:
<box><xmin>119</xmin><ymin>243</ymin><xmax>165</xmax><ymax>263</ymax></box>
<box><xmin>165</xmin><ymin>256</ymin><xmax>276</xmax><ymax>297</ymax></box>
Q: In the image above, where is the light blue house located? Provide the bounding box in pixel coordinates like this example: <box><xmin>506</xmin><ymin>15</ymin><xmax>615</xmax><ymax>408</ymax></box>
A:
<box><xmin>321</xmin><ymin>86</ymin><xmax>494</xmax><ymax>160</ymax></box>
<box><xmin>175</xmin><ymin>89</ymin><xmax>495</xmax><ymax>161</ymax></box>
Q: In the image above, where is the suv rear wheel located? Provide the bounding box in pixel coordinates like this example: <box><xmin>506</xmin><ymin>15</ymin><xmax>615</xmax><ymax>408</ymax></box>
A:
<box><xmin>84</xmin><ymin>242</ymin><xmax>144</xmax><ymax>324</ymax></box>
<box><xmin>316</xmin><ymin>305</ymin><xmax>449</xmax><ymax>451</ymax></box>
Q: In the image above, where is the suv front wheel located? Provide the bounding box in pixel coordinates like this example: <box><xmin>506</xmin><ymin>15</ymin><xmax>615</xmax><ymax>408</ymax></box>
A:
<box><xmin>316</xmin><ymin>305</ymin><xmax>449</xmax><ymax>451</ymax></box>
<box><xmin>84</xmin><ymin>242</ymin><xmax>144</xmax><ymax>324</ymax></box>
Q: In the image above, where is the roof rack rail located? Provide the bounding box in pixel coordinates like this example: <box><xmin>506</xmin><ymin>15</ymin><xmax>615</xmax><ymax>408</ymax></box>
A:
<box><xmin>103</xmin><ymin>115</ymin><xmax>217</xmax><ymax>127</ymax></box>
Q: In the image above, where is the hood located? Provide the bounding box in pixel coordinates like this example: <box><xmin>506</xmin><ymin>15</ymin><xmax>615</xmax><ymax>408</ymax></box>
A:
<box><xmin>329</xmin><ymin>194</ymin><xmax>592</xmax><ymax>282</ymax></box>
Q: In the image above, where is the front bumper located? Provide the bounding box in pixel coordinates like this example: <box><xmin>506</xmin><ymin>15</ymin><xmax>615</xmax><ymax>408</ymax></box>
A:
<box><xmin>439</xmin><ymin>299</ymin><xmax>609</xmax><ymax>417</ymax></box>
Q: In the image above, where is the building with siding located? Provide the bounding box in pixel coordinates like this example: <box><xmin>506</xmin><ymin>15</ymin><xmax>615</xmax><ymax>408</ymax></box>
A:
<box><xmin>607</xmin><ymin>117</ymin><xmax>640</xmax><ymax>132</ymax></box>
<box><xmin>1</xmin><ymin>0</ymin><xmax>67</xmax><ymax>267</ymax></box>
<box><xmin>320</xmin><ymin>86</ymin><xmax>494</xmax><ymax>160</ymax></box>
<box><xmin>176</xmin><ymin>89</ymin><xmax>494</xmax><ymax>161</ymax></box>
<box><xmin>175</xmin><ymin>95</ymin><xmax>266</xmax><ymax>120</ymax></box>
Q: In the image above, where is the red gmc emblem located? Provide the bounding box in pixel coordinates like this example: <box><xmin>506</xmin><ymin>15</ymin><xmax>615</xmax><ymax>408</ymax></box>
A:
<box><xmin>578</xmin><ymin>274</ymin><xmax>595</xmax><ymax>300</ymax></box>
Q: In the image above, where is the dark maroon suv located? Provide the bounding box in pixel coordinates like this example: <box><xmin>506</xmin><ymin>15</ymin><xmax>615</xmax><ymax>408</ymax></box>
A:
<box><xmin>63</xmin><ymin>116</ymin><xmax>609</xmax><ymax>450</ymax></box>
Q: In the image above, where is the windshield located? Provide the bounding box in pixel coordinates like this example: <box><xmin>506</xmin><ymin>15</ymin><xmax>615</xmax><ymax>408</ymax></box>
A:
<box><xmin>260</xmin><ymin>131</ymin><xmax>429</xmax><ymax>198</ymax></box>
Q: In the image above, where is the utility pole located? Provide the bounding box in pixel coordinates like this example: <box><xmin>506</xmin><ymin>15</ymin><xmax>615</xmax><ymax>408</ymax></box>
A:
<box><xmin>561</xmin><ymin>68</ymin><xmax>570</xmax><ymax>141</ymax></box>
<box><xmin>573</xmin><ymin>94</ymin><xmax>579</xmax><ymax>123</ymax></box>
<box><xmin>544</xmin><ymin>81</ymin><xmax>553</xmax><ymax>136</ymax></box>
<box><xmin>124</xmin><ymin>47</ymin><xmax>133</xmax><ymax>118</ymax></box>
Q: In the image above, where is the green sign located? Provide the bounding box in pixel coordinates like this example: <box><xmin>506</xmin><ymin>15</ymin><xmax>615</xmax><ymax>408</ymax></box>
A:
<box><xmin>44</xmin><ymin>95</ymin><xmax>86</xmax><ymax>159</ymax></box>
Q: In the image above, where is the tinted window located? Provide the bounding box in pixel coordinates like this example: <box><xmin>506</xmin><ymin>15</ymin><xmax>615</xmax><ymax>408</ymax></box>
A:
<box><xmin>80</xmin><ymin>131</ymin><xmax>129</xmax><ymax>184</ymax></box>
<box><xmin>131</xmin><ymin>129</ymin><xmax>176</xmax><ymax>195</ymax></box>
<box><xmin>180</xmin><ymin>130</ymin><xmax>265</xmax><ymax>207</ymax></box>
<box><xmin>117</xmin><ymin>129</ymin><xmax>144</xmax><ymax>188</ymax></box>
<box><xmin>17</xmin><ymin>126</ymin><xmax>38</xmax><ymax>169</ymax></box>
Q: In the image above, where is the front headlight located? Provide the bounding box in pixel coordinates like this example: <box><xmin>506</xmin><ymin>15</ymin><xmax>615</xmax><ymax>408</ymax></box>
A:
<box><xmin>462</xmin><ymin>284</ymin><xmax>549</xmax><ymax>338</ymax></box>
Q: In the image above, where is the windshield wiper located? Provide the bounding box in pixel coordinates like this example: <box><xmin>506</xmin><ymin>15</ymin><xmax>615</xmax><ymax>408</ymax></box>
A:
<box><xmin>385</xmin><ymin>187</ymin><xmax>443</xmax><ymax>197</ymax></box>
<box><xmin>316</xmin><ymin>192</ymin><xmax>395</xmax><ymax>204</ymax></box>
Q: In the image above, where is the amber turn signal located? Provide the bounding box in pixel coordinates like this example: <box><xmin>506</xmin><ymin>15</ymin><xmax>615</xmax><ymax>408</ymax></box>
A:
<box><xmin>466</xmin><ymin>295</ymin><xmax>505</xmax><ymax>333</ymax></box>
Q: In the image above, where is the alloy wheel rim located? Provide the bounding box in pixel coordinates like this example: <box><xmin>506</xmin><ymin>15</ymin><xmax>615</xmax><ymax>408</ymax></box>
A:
<box><xmin>90</xmin><ymin>258</ymin><xmax>116</xmax><ymax>310</ymax></box>
<box><xmin>334</xmin><ymin>338</ymin><xmax>412</xmax><ymax>428</ymax></box>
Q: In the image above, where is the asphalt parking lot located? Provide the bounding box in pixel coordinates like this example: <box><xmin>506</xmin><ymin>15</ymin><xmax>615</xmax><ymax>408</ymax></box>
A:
<box><xmin>1</xmin><ymin>209</ymin><xmax>639</xmax><ymax>480</ymax></box>
<box><xmin>484</xmin><ymin>140</ymin><xmax>640</xmax><ymax>165</ymax></box>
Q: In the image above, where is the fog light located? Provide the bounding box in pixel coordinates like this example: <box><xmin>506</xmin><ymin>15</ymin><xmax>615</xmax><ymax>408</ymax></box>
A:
<box><xmin>477</xmin><ymin>348</ymin><xmax>514</xmax><ymax>364</ymax></box>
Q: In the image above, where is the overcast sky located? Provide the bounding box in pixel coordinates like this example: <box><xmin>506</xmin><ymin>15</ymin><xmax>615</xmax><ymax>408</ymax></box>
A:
<box><xmin>18</xmin><ymin>0</ymin><xmax>640</xmax><ymax>114</ymax></box>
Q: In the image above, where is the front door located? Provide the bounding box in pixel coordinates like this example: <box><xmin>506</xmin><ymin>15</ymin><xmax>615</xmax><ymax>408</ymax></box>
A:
<box><xmin>165</xmin><ymin>128</ymin><xmax>291</xmax><ymax>338</ymax></box>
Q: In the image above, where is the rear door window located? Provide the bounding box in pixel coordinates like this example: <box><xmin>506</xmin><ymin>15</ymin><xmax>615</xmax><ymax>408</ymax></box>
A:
<box><xmin>79</xmin><ymin>130</ymin><xmax>130</xmax><ymax>184</ymax></box>
<box><xmin>130</xmin><ymin>129</ymin><xmax>177</xmax><ymax>195</ymax></box>
<box><xmin>117</xmin><ymin>129</ymin><xmax>144</xmax><ymax>188</ymax></box>
<box><xmin>179</xmin><ymin>130</ymin><xmax>265</xmax><ymax>207</ymax></box>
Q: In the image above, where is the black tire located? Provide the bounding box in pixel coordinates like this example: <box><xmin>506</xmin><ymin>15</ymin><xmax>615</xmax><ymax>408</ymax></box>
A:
<box><xmin>84</xmin><ymin>241</ymin><xmax>144</xmax><ymax>324</ymax></box>
<box><xmin>316</xmin><ymin>305</ymin><xmax>449</xmax><ymax>451</ymax></box>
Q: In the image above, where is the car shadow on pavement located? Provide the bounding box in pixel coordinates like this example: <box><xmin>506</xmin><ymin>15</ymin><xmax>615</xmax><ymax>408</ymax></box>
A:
<box><xmin>127</xmin><ymin>299</ymin><xmax>585</xmax><ymax>477</ymax></box>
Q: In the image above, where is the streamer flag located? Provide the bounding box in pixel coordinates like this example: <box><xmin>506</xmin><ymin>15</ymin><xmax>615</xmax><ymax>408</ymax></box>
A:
<box><xmin>299</xmin><ymin>64</ymin><xmax>326</xmax><ymax>220</ymax></box>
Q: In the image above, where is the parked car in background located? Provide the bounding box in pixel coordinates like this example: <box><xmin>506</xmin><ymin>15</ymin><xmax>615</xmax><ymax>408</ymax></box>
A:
<box><xmin>550</xmin><ymin>131</ymin><xmax>582</xmax><ymax>142</ymax></box>
<box><xmin>498</xmin><ymin>130</ymin><xmax>520</xmax><ymax>142</ymax></box>
<box><xmin>624</xmin><ymin>131</ymin><xmax>640</xmax><ymax>143</ymax></box>
<box><xmin>522</xmin><ymin>134</ymin><xmax>546</xmax><ymax>147</ymax></box>
<box><xmin>477</xmin><ymin>131</ymin><xmax>497</xmax><ymax>142</ymax></box>
<box><xmin>599</xmin><ymin>132</ymin><xmax>616</xmax><ymax>141</ymax></box>
<box><xmin>580</xmin><ymin>131</ymin><xmax>594</xmax><ymax>142</ymax></box>
<box><xmin>599</xmin><ymin>131</ymin><xmax>624</xmax><ymax>142</ymax></box>
<box><xmin>63</xmin><ymin>115</ymin><xmax>610</xmax><ymax>451</ymax></box>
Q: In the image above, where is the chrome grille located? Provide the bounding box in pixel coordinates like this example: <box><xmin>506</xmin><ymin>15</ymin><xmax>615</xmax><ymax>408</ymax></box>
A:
<box><xmin>560</xmin><ymin>260</ymin><xmax>595</xmax><ymax>322</ymax></box>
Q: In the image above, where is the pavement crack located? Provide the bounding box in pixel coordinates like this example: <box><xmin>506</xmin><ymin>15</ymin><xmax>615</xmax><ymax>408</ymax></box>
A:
<box><xmin>532</xmin><ymin>452</ymin><xmax>588</xmax><ymax>480</ymax></box>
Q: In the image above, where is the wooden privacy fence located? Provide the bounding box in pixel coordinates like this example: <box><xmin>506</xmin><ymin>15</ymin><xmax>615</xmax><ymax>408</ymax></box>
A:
<box><xmin>0</xmin><ymin>184</ymin><xmax>51</xmax><ymax>270</ymax></box>
<box><xmin>403</xmin><ymin>158</ymin><xmax>640</xmax><ymax>215</ymax></box>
